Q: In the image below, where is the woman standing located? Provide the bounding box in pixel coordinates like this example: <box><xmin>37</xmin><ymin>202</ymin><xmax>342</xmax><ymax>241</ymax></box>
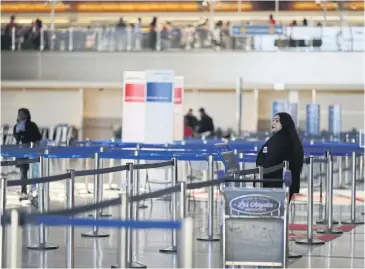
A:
<box><xmin>255</xmin><ymin>112</ymin><xmax>304</xmax><ymax>202</ymax></box>
<box><xmin>13</xmin><ymin>108</ymin><xmax>42</xmax><ymax>201</ymax></box>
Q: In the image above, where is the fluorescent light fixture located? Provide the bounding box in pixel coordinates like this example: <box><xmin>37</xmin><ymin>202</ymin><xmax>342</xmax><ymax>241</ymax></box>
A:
<box><xmin>274</xmin><ymin>83</ymin><xmax>285</xmax><ymax>91</ymax></box>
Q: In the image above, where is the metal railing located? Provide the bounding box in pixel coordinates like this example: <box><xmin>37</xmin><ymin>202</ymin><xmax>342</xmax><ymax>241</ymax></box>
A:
<box><xmin>2</xmin><ymin>25</ymin><xmax>364</xmax><ymax>52</ymax></box>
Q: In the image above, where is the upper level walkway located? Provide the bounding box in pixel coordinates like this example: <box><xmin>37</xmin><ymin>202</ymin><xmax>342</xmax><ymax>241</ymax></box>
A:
<box><xmin>2</xmin><ymin>25</ymin><xmax>364</xmax><ymax>53</ymax></box>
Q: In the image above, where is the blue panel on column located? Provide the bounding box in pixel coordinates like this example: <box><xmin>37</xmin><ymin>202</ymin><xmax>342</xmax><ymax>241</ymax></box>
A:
<box><xmin>306</xmin><ymin>104</ymin><xmax>320</xmax><ymax>136</ymax></box>
<box><xmin>272</xmin><ymin>101</ymin><xmax>286</xmax><ymax>118</ymax></box>
<box><xmin>328</xmin><ymin>105</ymin><xmax>341</xmax><ymax>135</ymax></box>
<box><xmin>146</xmin><ymin>82</ymin><xmax>173</xmax><ymax>103</ymax></box>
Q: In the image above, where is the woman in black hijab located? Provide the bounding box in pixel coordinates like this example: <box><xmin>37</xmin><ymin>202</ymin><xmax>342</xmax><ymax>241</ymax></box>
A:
<box><xmin>256</xmin><ymin>112</ymin><xmax>304</xmax><ymax>201</ymax></box>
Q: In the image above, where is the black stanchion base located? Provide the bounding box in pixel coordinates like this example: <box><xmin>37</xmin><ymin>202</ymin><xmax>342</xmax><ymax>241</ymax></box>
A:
<box><xmin>341</xmin><ymin>219</ymin><xmax>364</xmax><ymax>225</ymax></box>
<box><xmin>131</xmin><ymin>261</ymin><xmax>147</xmax><ymax>268</ymax></box>
<box><xmin>27</xmin><ymin>243</ymin><xmax>59</xmax><ymax>250</ymax></box>
<box><xmin>295</xmin><ymin>238</ymin><xmax>325</xmax><ymax>245</ymax></box>
<box><xmin>316</xmin><ymin>219</ymin><xmax>339</xmax><ymax>225</ymax></box>
<box><xmin>81</xmin><ymin>231</ymin><xmax>110</xmax><ymax>238</ymax></box>
<box><xmin>197</xmin><ymin>235</ymin><xmax>220</xmax><ymax>242</ymax></box>
<box><xmin>159</xmin><ymin>246</ymin><xmax>177</xmax><ymax>253</ymax></box>
<box><xmin>288</xmin><ymin>251</ymin><xmax>303</xmax><ymax>258</ymax></box>
<box><xmin>139</xmin><ymin>204</ymin><xmax>148</xmax><ymax>209</ymax></box>
<box><xmin>362</xmin><ymin>212</ymin><xmax>365</xmax><ymax>216</ymax></box>
<box><xmin>316</xmin><ymin>228</ymin><xmax>343</xmax><ymax>235</ymax></box>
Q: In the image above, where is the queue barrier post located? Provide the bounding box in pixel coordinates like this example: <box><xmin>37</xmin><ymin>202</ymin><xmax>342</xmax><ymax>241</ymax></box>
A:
<box><xmin>107</xmin><ymin>138</ymin><xmax>120</xmax><ymax>191</ymax></box>
<box><xmin>127</xmin><ymin>163</ymin><xmax>146</xmax><ymax>269</ymax></box>
<box><xmin>342</xmin><ymin>152</ymin><xmax>364</xmax><ymax>225</ymax></box>
<box><xmin>337</xmin><ymin>156</ymin><xmax>346</xmax><ymax>189</ymax></box>
<box><xmin>111</xmin><ymin>168</ymin><xmax>130</xmax><ymax>269</ymax></box>
<box><xmin>117</xmin><ymin>192</ymin><xmax>128</xmax><ymax>269</ymax></box>
<box><xmin>27</xmin><ymin>152</ymin><xmax>59</xmax><ymax>250</ymax></box>
<box><xmin>316</xmin><ymin>152</ymin><xmax>339</xmax><ymax>225</ymax></box>
<box><xmin>317</xmin><ymin>152</ymin><xmax>343</xmax><ymax>235</ymax></box>
<box><xmin>82</xmin><ymin>152</ymin><xmax>110</xmax><ymax>238</ymax></box>
<box><xmin>99</xmin><ymin>147</ymin><xmax>112</xmax><ymax>217</ymax></box>
<box><xmin>66</xmin><ymin>170</ymin><xmax>75</xmax><ymax>269</ymax></box>
<box><xmin>159</xmin><ymin>158</ymin><xmax>178</xmax><ymax>253</ymax></box>
<box><xmin>10</xmin><ymin>209</ymin><xmax>22</xmax><ymax>269</ymax></box>
<box><xmin>296</xmin><ymin>157</ymin><xmax>325</xmax><ymax>245</ymax></box>
<box><xmin>238</xmin><ymin>153</ymin><xmax>245</xmax><ymax>188</ymax></box>
<box><xmin>177</xmin><ymin>218</ymin><xmax>194</xmax><ymax>269</ymax></box>
<box><xmin>0</xmin><ymin>178</ymin><xmax>7</xmax><ymax>269</ymax></box>
<box><xmin>197</xmin><ymin>154</ymin><xmax>219</xmax><ymax>242</ymax></box>
<box><xmin>282</xmin><ymin>161</ymin><xmax>302</xmax><ymax>259</ymax></box>
<box><xmin>180</xmin><ymin>182</ymin><xmax>187</xmax><ymax>219</ymax></box>
<box><xmin>134</xmin><ymin>146</ymin><xmax>147</xmax><ymax>209</ymax></box>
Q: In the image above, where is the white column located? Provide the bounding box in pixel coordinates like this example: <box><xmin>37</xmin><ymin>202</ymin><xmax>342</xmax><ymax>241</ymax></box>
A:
<box><xmin>174</xmin><ymin>76</ymin><xmax>184</xmax><ymax>141</ymax></box>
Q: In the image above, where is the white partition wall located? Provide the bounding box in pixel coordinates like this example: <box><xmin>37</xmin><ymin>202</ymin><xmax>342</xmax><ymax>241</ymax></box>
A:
<box><xmin>144</xmin><ymin>70</ymin><xmax>175</xmax><ymax>144</ymax></box>
<box><xmin>174</xmin><ymin>76</ymin><xmax>184</xmax><ymax>141</ymax></box>
<box><xmin>121</xmin><ymin>71</ymin><xmax>146</xmax><ymax>143</ymax></box>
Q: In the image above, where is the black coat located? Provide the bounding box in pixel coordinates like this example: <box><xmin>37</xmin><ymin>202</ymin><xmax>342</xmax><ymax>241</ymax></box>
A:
<box><xmin>198</xmin><ymin>114</ymin><xmax>214</xmax><ymax>134</ymax></box>
<box><xmin>255</xmin><ymin>129</ymin><xmax>303</xmax><ymax>195</ymax></box>
<box><xmin>13</xmin><ymin>120</ymin><xmax>41</xmax><ymax>145</ymax></box>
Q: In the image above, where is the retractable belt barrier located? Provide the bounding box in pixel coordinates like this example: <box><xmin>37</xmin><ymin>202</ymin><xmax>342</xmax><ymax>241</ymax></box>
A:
<box><xmin>0</xmin><ymin>150</ymin><xmax>291</xmax><ymax>269</ymax></box>
<box><xmin>0</xmin><ymin>140</ymin><xmax>363</xmax><ymax>268</ymax></box>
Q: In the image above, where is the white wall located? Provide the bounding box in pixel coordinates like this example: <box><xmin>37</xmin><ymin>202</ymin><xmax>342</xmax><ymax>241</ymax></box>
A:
<box><xmin>1</xmin><ymin>88</ymin><xmax>363</xmax><ymax>137</ymax></box>
<box><xmin>83</xmin><ymin>88</ymin><xmax>122</xmax><ymax>119</ymax></box>
<box><xmin>1</xmin><ymin>52</ymin><xmax>363</xmax><ymax>90</ymax></box>
<box><xmin>0</xmin><ymin>88</ymin><xmax>83</xmax><ymax>128</ymax></box>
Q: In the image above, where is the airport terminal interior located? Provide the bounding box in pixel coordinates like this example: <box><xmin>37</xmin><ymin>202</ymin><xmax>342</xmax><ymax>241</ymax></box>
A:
<box><xmin>0</xmin><ymin>0</ymin><xmax>365</xmax><ymax>268</ymax></box>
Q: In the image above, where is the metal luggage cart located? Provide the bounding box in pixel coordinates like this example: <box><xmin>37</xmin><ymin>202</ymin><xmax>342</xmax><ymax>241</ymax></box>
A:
<box><xmin>220</xmin><ymin>187</ymin><xmax>289</xmax><ymax>268</ymax></box>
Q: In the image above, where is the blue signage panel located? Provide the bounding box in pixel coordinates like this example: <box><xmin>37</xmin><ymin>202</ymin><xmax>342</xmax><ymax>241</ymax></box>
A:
<box><xmin>328</xmin><ymin>105</ymin><xmax>341</xmax><ymax>135</ymax></box>
<box><xmin>272</xmin><ymin>101</ymin><xmax>298</xmax><ymax>127</ymax></box>
<box><xmin>272</xmin><ymin>100</ymin><xmax>286</xmax><ymax>118</ymax></box>
<box><xmin>231</xmin><ymin>25</ymin><xmax>284</xmax><ymax>36</ymax></box>
<box><xmin>146</xmin><ymin>82</ymin><xmax>173</xmax><ymax>103</ymax></box>
<box><xmin>306</xmin><ymin>104</ymin><xmax>320</xmax><ymax>136</ymax></box>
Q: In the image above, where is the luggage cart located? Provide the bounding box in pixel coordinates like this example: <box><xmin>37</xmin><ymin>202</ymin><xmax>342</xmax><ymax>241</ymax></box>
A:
<box><xmin>220</xmin><ymin>187</ymin><xmax>289</xmax><ymax>268</ymax></box>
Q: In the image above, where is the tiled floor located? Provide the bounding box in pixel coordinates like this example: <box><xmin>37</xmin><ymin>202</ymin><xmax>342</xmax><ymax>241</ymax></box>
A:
<box><xmin>2</xmin><ymin>159</ymin><xmax>365</xmax><ymax>268</ymax></box>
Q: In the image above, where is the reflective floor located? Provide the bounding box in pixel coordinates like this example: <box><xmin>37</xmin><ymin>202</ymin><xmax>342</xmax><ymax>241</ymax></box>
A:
<box><xmin>2</xmin><ymin>159</ymin><xmax>365</xmax><ymax>268</ymax></box>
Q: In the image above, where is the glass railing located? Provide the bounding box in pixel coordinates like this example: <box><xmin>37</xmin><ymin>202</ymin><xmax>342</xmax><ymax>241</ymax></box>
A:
<box><xmin>2</xmin><ymin>25</ymin><xmax>364</xmax><ymax>52</ymax></box>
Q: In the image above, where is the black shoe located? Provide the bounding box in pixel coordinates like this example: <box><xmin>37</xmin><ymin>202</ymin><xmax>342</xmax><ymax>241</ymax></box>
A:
<box><xmin>19</xmin><ymin>193</ymin><xmax>29</xmax><ymax>201</ymax></box>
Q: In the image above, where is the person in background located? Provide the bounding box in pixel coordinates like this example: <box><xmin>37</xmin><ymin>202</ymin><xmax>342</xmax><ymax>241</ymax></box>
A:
<box><xmin>290</xmin><ymin>20</ymin><xmax>297</xmax><ymax>26</ymax></box>
<box><xmin>197</xmin><ymin>108</ymin><xmax>215</xmax><ymax>138</ymax></box>
<box><xmin>13</xmin><ymin>108</ymin><xmax>42</xmax><ymax>201</ymax></box>
<box><xmin>185</xmin><ymin>109</ymin><xmax>198</xmax><ymax>131</ymax></box>
<box><xmin>4</xmin><ymin>15</ymin><xmax>17</xmax><ymax>37</ymax></box>
<box><xmin>149</xmin><ymin>16</ymin><xmax>158</xmax><ymax>50</ymax></box>
<box><xmin>303</xmin><ymin>18</ymin><xmax>308</xmax><ymax>26</ymax></box>
<box><xmin>269</xmin><ymin>14</ymin><xmax>276</xmax><ymax>25</ymax></box>
<box><xmin>184</xmin><ymin>118</ymin><xmax>193</xmax><ymax>138</ymax></box>
<box><xmin>255</xmin><ymin>112</ymin><xmax>304</xmax><ymax>202</ymax></box>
